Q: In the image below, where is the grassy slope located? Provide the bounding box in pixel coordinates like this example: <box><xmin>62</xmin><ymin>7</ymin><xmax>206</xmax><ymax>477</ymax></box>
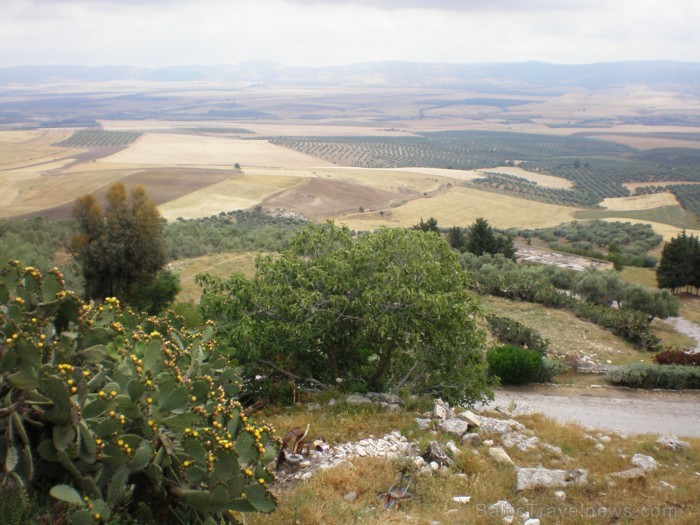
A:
<box><xmin>248</xmin><ymin>399</ymin><xmax>700</xmax><ymax>525</ymax></box>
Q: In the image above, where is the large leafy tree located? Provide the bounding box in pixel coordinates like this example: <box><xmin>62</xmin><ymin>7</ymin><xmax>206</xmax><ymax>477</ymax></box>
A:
<box><xmin>199</xmin><ymin>223</ymin><xmax>491</xmax><ymax>404</ymax></box>
<box><xmin>466</xmin><ymin>217</ymin><xmax>516</xmax><ymax>259</ymax></box>
<box><xmin>656</xmin><ymin>231</ymin><xmax>698</xmax><ymax>293</ymax></box>
<box><xmin>71</xmin><ymin>183</ymin><xmax>172</xmax><ymax>307</ymax></box>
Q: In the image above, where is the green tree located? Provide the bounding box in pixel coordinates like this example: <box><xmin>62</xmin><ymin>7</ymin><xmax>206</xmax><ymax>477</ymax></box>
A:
<box><xmin>466</xmin><ymin>217</ymin><xmax>516</xmax><ymax>259</ymax></box>
<box><xmin>412</xmin><ymin>216</ymin><xmax>439</xmax><ymax>233</ymax></box>
<box><xmin>656</xmin><ymin>232</ymin><xmax>693</xmax><ymax>293</ymax></box>
<box><xmin>71</xmin><ymin>183</ymin><xmax>167</xmax><ymax>303</ymax></box>
<box><xmin>575</xmin><ymin>268</ymin><xmax>626</xmax><ymax>307</ymax></box>
<box><xmin>446</xmin><ymin>225</ymin><xmax>466</xmax><ymax>251</ymax></box>
<box><xmin>622</xmin><ymin>285</ymin><xmax>679</xmax><ymax>323</ymax></box>
<box><xmin>199</xmin><ymin>223</ymin><xmax>491</xmax><ymax>404</ymax></box>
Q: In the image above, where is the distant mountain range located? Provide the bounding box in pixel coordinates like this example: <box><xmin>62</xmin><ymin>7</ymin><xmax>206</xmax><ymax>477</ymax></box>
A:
<box><xmin>2</xmin><ymin>61</ymin><xmax>700</xmax><ymax>92</ymax></box>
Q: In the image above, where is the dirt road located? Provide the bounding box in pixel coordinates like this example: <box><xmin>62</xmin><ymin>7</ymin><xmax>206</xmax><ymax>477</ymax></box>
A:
<box><xmin>483</xmin><ymin>385</ymin><xmax>700</xmax><ymax>438</ymax></box>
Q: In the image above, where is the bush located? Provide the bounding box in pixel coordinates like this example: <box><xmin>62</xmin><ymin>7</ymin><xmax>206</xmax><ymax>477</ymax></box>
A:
<box><xmin>606</xmin><ymin>363</ymin><xmax>700</xmax><ymax>389</ymax></box>
<box><xmin>0</xmin><ymin>262</ymin><xmax>278</xmax><ymax>524</ymax></box>
<box><xmin>653</xmin><ymin>349</ymin><xmax>700</xmax><ymax>366</ymax></box>
<box><xmin>487</xmin><ymin>315</ymin><xmax>550</xmax><ymax>354</ymax></box>
<box><xmin>487</xmin><ymin>345</ymin><xmax>543</xmax><ymax>385</ymax></box>
<box><xmin>537</xmin><ymin>358</ymin><xmax>569</xmax><ymax>382</ymax></box>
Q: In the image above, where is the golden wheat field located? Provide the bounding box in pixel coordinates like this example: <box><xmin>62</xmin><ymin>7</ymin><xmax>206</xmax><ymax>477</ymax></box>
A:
<box><xmin>599</xmin><ymin>192</ymin><xmax>681</xmax><ymax>211</ymax></box>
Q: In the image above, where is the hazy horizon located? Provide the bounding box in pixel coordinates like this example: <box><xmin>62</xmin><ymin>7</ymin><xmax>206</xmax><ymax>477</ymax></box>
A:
<box><xmin>2</xmin><ymin>0</ymin><xmax>698</xmax><ymax>68</ymax></box>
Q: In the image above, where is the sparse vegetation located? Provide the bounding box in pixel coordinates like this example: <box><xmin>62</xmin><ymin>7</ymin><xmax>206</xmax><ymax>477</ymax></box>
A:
<box><xmin>55</xmin><ymin>129</ymin><xmax>142</xmax><ymax>148</ymax></box>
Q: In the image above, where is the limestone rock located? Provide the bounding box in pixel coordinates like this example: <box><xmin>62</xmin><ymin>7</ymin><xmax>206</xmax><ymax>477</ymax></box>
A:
<box><xmin>415</xmin><ymin>417</ymin><xmax>432</xmax><ymax>430</ymax></box>
<box><xmin>445</xmin><ymin>441</ymin><xmax>460</xmax><ymax>457</ymax></box>
<box><xmin>343</xmin><ymin>491</ymin><xmax>357</xmax><ymax>502</ymax></box>
<box><xmin>553</xmin><ymin>490</ymin><xmax>566</xmax><ymax>501</ymax></box>
<box><xmin>457</xmin><ymin>409</ymin><xmax>481</xmax><ymax>428</ymax></box>
<box><xmin>462</xmin><ymin>433</ymin><xmax>482</xmax><ymax>447</ymax></box>
<box><xmin>610</xmin><ymin>467</ymin><xmax>646</xmax><ymax>480</ymax></box>
<box><xmin>516</xmin><ymin>467</ymin><xmax>587</xmax><ymax>491</ymax></box>
<box><xmin>346</xmin><ymin>394</ymin><xmax>371</xmax><ymax>405</ymax></box>
<box><xmin>631</xmin><ymin>453</ymin><xmax>658</xmax><ymax>472</ymax></box>
<box><xmin>489</xmin><ymin>447</ymin><xmax>514</xmax><ymax>465</ymax></box>
<box><xmin>423</xmin><ymin>441</ymin><xmax>454</xmax><ymax>467</ymax></box>
<box><xmin>433</xmin><ymin>399</ymin><xmax>449</xmax><ymax>420</ymax></box>
<box><xmin>438</xmin><ymin>418</ymin><xmax>470</xmax><ymax>438</ymax></box>
<box><xmin>657</xmin><ymin>435</ymin><xmax>690</xmax><ymax>452</ymax></box>
<box><xmin>487</xmin><ymin>500</ymin><xmax>515</xmax><ymax>524</ymax></box>
<box><xmin>524</xmin><ymin>519</ymin><xmax>541</xmax><ymax>525</ymax></box>
<box><xmin>452</xmin><ymin>496</ymin><xmax>471</xmax><ymax>504</ymax></box>
<box><xmin>479</xmin><ymin>416</ymin><xmax>525</xmax><ymax>436</ymax></box>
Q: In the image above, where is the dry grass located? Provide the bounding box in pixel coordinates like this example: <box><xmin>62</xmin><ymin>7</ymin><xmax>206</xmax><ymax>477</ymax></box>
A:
<box><xmin>170</xmin><ymin>252</ymin><xmax>260</xmax><ymax>303</ymax></box>
<box><xmin>600</xmin><ymin>192</ymin><xmax>680</xmax><ymax>211</ymax></box>
<box><xmin>335</xmin><ymin>187</ymin><xmax>580</xmax><ymax>231</ymax></box>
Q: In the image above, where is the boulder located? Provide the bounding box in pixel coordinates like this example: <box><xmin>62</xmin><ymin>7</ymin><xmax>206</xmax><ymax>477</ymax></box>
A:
<box><xmin>423</xmin><ymin>441</ymin><xmax>454</xmax><ymax>467</ymax></box>
<box><xmin>415</xmin><ymin>417</ymin><xmax>432</xmax><ymax>430</ymax></box>
<box><xmin>610</xmin><ymin>468</ymin><xmax>646</xmax><ymax>480</ymax></box>
<box><xmin>462</xmin><ymin>433</ymin><xmax>482</xmax><ymax>447</ymax></box>
<box><xmin>487</xmin><ymin>500</ymin><xmax>515</xmax><ymax>524</ymax></box>
<box><xmin>433</xmin><ymin>399</ymin><xmax>449</xmax><ymax>420</ymax></box>
<box><xmin>657</xmin><ymin>435</ymin><xmax>690</xmax><ymax>452</ymax></box>
<box><xmin>479</xmin><ymin>416</ymin><xmax>525</xmax><ymax>436</ymax></box>
<box><xmin>516</xmin><ymin>467</ymin><xmax>587</xmax><ymax>492</ymax></box>
<box><xmin>457</xmin><ymin>410</ymin><xmax>481</xmax><ymax>428</ymax></box>
<box><xmin>489</xmin><ymin>447</ymin><xmax>514</xmax><ymax>465</ymax></box>
<box><xmin>631</xmin><ymin>453</ymin><xmax>658</xmax><ymax>472</ymax></box>
<box><xmin>346</xmin><ymin>394</ymin><xmax>371</xmax><ymax>405</ymax></box>
<box><xmin>438</xmin><ymin>418</ymin><xmax>470</xmax><ymax>438</ymax></box>
<box><xmin>366</xmin><ymin>392</ymin><xmax>403</xmax><ymax>406</ymax></box>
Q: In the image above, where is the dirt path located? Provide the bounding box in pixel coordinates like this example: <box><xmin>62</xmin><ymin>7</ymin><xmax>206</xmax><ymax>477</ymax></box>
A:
<box><xmin>483</xmin><ymin>385</ymin><xmax>700</xmax><ymax>438</ymax></box>
<box><xmin>663</xmin><ymin>316</ymin><xmax>700</xmax><ymax>352</ymax></box>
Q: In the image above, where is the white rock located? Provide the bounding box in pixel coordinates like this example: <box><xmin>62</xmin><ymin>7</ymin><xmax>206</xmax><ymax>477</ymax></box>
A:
<box><xmin>524</xmin><ymin>519</ymin><xmax>541</xmax><ymax>525</ymax></box>
<box><xmin>594</xmin><ymin>443</ymin><xmax>605</xmax><ymax>452</ymax></box>
<box><xmin>343</xmin><ymin>491</ymin><xmax>357</xmax><ymax>502</ymax></box>
<box><xmin>553</xmin><ymin>490</ymin><xmax>566</xmax><ymax>501</ymax></box>
<box><xmin>452</xmin><ymin>496</ymin><xmax>471</xmax><ymax>504</ymax></box>
<box><xmin>610</xmin><ymin>468</ymin><xmax>646</xmax><ymax>480</ymax></box>
<box><xmin>457</xmin><ymin>410</ymin><xmax>482</xmax><ymax>428</ymax></box>
<box><xmin>487</xmin><ymin>501</ymin><xmax>515</xmax><ymax>524</ymax></box>
<box><xmin>516</xmin><ymin>468</ymin><xmax>587</xmax><ymax>491</ymax></box>
<box><xmin>301</xmin><ymin>472</ymin><xmax>313</xmax><ymax>480</ymax></box>
<box><xmin>433</xmin><ymin>399</ymin><xmax>448</xmax><ymax>420</ymax></box>
<box><xmin>489</xmin><ymin>447</ymin><xmax>514</xmax><ymax>465</ymax></box>
<box><xmin>657</xmin><ymin>435</ymin><xmax>690</xmax><ymax>451</ymax></box>
<box><xmin>445</xmin><ymin>441</ymin><xmax>460</xmax><ymax>457</ymax></box>
<box><xmin>599</xmin><ymin>436</ymin><xmax>612</xmax><ymax>444</ymax></box>
<box><xmin>462</xmin><ymin>433</ymin><xmax>482</xmax><ymax>447</ymax></box>
<box><xmin>631</xmin><ymin>453</ymin><xmax>658</xmax><ymax>472</ymax></box>
<box><xmin>438</xmin><ymin>418</ymin><xmax>470</xmax><ymax>437</ymax></box>
<box><xmin>483</xmin><ymin>439</ymin><xmax>494</xmax><ymax>447</ymax></box>
<box><xmin>659</xmin><ymin>480</ymin><xmax>676</xmax><ymax>489</ymax></box>
<box><xmin>430</xmin><ymin>461</ymin><xmax>439</xmax><ymax>471</ymax></box>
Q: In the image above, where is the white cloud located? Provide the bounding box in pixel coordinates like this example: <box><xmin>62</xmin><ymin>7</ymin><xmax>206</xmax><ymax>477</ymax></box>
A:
<box><xmin>0</xmin><ymin>0</ymin><xmax>698</xmax><ymax>66</ymax></box>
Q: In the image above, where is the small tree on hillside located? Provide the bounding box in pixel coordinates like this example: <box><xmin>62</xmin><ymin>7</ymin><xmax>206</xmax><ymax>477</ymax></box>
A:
<box><xmin>466</xmin><ymin>217</ymin><xmax>516</xmax><ymax>259</ymax></box>
<box><xmin>71</xmin><ymin>183</ymin><xmax>174</xmax><ymax>309</ymax></box>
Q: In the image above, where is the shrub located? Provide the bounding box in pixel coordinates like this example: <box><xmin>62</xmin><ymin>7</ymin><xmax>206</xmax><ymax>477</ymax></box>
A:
<box><xmin>606</xmin><ymin>363</ymin><xmax>700</xmax><ymax>389</ymax></box>
<box><xmin>487</xmin><ymin>345</ymin><xmax>543</xmax><ymax>385</ymax></box>
<box><xmin>537</xmin><ymin>358</ymin><xmax>569</xmax><ymax>382</ymax></box>
<box><xmin>0</xmin><ymin>262</ymin><xmax>278</xmax><ymax>524</ymax></box>
<box><xmin>653</xmin><ymin>349</ymin><xmax>700</xmax><ymax>366</ymax></box>
<box><xmin>487</xmin><ymin>315</ymin><xmax>550</xmax><ymax>354</ymax></box>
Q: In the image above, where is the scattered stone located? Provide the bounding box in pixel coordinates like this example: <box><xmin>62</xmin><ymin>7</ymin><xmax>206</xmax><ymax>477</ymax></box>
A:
<box><xmin>631</xmin><ymin>453</ymin><xmax>658</xmax><ymax>472</ymax></box>
<box><xmin>483</xmin><ymin>439</ymin><xmax>494</xmax><ymax>447</ymax></box>
<box><xmin>524</xmin><ymin>519</ymin><xmax>541</xmax><ymax>525</ymax></box>
<box><xmin>415</xmin><ymin>418</ymin><xmax>432</xmax><ymax>431</ymax></box>
<box><xmin>366</xmin><ymin>392</ymin><xmax>403</xmax><ymax>406</ymax></box>
<box><xmin>457</xmin><ymin>410</ymin><xmax>482</xmax><ymax>428</ymax></box>
<box><xmin>553</xmin><ymin>490</ymin><xmax>566</xmax><ymax>501</ymax></box>
<box><xmin>438</xmin><ymin>418</ymin><xmax>470</xmax><ymax>438</ymax></box>
<box><xmin>479</xmin><ymin>416</ymin><xmax>525</xmax><ymax>436</ymax></box>
<box><xmin>452</xmin><ymin>496</ymin><xmax>471</xmax><ymax>504</ymax></box>
<box><xmin>433</xmin><ymin>399</ymin><xmax>449</xmax><ymax>420</ymax></box>
<box><xmin>343</xmin><ymin>491</ymin><xmax>357</xmax><ymax>502</ymax></box>
<box><xmin>503</xmin><ymin>433</ymin><xmax>539</xmax><ymax>452</ymax></box>
<box><xmin>542</xmin><ymin>443</ymin><xmax>562</xmax><ymax>455</ymax></box>
<box><xmin>423</xmin><ymin>441</ymin><xmax>454</xmax><ymax>467</ymax></box>
<box><xmin>306</xmin><ymin>402</ymin><xmax>321</xmax><ymax>411</ymax></box>
<box><xmin>487</xmin><ymin>500</ymin><xmax>515</xmax><ymax>524</ymax></box>
<box><xmin>445</xmin><ymin>441</ymin><xmax>460</xmax><ymax>457</ymax></box>
<box><xmin>489</xmin><ymin>447</ymin><xmax>514</xmax><ymax>465</ymax></box>
<box><xmin>657</xmin><ymin>435</ymin><xmax>690</xmax><ymax>452</ymax></box>
<box><xmin>346</xmin><ymin>394</ymin><xmax>371</xmax><ymax>405</ymax></box>
<box><xmin>462</xmin><ymin>433</ymin><xmax>482</xmax><ymax>447</ymax></box>
<box><xmin>430</xmin><ymin>461</ymin><xmax>439</xmax><ymax>471</ymax></box>
<box><xmin>301</xmin><ymin>472</ymin><xmax>313</xmax><ymax>480</ymax></box>
<box><xmin>659</xmin><ymin>480</ymin><xmax>676</xmax><ymax>490</ymax></box>
<box><xmin>594</xmin><ymin>443</ymin><xmax>605</xmax><ymax>452</ymax></box>
<box><xmin>610</xmin><ymin>468</ymin><xmax>646</xmax><ymax>480</ymax></box>
<box><xmin>413</xmin><ymin>456</ymin><xmax>425</xmax><ymax>468</ymax></box>
<box><xmin>516</xmin><ymin>468</ymin><xmax>588</xmax><ymax>491</ymax></box>
<box><xmin>599</xmin><ymin>436</ymin><xmax>612</xmax><ymax>444</ymax></box>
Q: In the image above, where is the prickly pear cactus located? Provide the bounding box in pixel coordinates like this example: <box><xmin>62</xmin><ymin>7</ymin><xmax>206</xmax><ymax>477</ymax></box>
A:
<box><xmin>0</xmin><ymin>261</ymin><xmax>278</xmax><ymax>524</ymax></box>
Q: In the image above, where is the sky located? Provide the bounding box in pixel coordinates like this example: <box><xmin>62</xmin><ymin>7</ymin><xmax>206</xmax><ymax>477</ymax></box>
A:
<box><xmin>1</xmin><ymin>0</ymin><xmax>698</xmax><ymax>67</ymax></box>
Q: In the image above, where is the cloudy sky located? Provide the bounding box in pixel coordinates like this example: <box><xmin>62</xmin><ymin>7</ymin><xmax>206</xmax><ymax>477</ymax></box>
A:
<box><xmin>2</xmin><ymin>0</ymin><xmax>698</xmax><ymax>67</ymax></box>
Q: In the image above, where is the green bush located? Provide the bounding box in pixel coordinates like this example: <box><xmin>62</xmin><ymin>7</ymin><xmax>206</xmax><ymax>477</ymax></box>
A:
<box><xmin>486</xmin><ymin>315</ymin><xmax>549</xmax><ymax>354</ymax></box>
<box><xmin>0</xmin><ymin>262</ymin><xmax>278</xmax><ymax>524</ymax></box>
<box><xmin>606</xmin><ymin>363</ymin><xmax>700</xmax><ymax>389</ymax></box>
<box><xmin>537</xmin><ymin>358</ymin><xmax>569</xmax><ymax>382</ymax></box>
<box><xmin>487</xmin><ymin>345</ymin><xmax>543</xmax><ymax>385</ymax></box>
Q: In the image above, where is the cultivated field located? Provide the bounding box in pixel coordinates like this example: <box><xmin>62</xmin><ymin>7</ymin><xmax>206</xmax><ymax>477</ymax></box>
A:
<box><xmin>335</xmin><ymin>186</ymin><xmax>580</xmax><ymax>231</ymax></box>
<box><xmin>474</xmin><ymin>165</ymin><xmax>574</xmax><ymax>189</ymax></box>
<box><xmin>600</xmin><ymin>192</ymin><xmax>680</xmax><ymax>210</ymax></box>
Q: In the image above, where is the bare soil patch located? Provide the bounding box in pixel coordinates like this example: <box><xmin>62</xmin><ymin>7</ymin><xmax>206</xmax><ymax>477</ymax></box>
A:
<box><xmin>599</xmin><ymin>192</ymin><xmax>680</xmax><ymax>211</ymax></box>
